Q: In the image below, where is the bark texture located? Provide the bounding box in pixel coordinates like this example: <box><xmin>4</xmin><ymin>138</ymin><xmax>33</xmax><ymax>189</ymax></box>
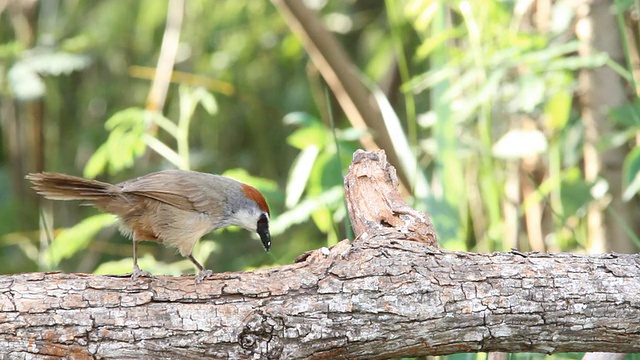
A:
<box><xmin>2</xmin><ymin>242</ymin><xmax>640</xmax><ymax>359</ymax></box>
<box><xmin>2</xmin><ymin>149</ymin><xmax>640</xmax><ymax>359</ymax></box>
<box><xmin>343</xmin><ymin>150</ymin><xmax>437</xmax><ymax>247</ymax></box>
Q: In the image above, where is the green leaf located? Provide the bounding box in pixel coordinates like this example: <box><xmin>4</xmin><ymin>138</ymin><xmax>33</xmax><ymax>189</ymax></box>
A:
<box><xmin>105</xmin><ymin>107</ymin><xmax>146</xmax><ymax>129</ymax></box>
<box><xmin>516</xmin><ymin>74</ymin><xmax>546</xmax><ymax>113</ymax></box>
<box><xmin>364</xmin><ymin>74</ymin><xmax>431</xmax><ymax>199</ymax></box>
<box><xmin>285</xmin><ymin>145</ymin><xmax>319</xmax><ymax>208</ymax></box>
<box><xmin>83</xmin><ymin>146</ymin><xmax>109</xmax><ymax>179</ymax></box>
<box><xmin>311</xmin><ymin>207</ymin><xmax>333</xmax><ymax>234</ymax></box>
<box><xmin>45</xmin><ymin>214</ymin><xmax>116</xmax><ymax>268</ymax></box>
<box><xmin>441</xmin><ymin>67</ymin><xmax>485</xmax><ymax>102</ymax></box>
<box><xmin>403</xmin><ymin>0</ymin><xmax>438</xmax><ymax>32</ymax></box>
<box><xmin>0</xmin><ymin>40</ymin><xmax>23</xmax><ymax>58</ymax></box>
<box><xmin>560</xmin><ymin>168</ymin><xmax>593</xmax><ymax>216</ymax></box>
<box><xmin>544</xmin><ymin>52</ymin><xmax>609</xmax><ymax>71</ymax></box>
<box><xmin>415</xmin><ymin>26</ymin><xmax>465</xmax><ymax>60</ymax></box>
<box><xmin>519</xmin><ymin>41</ymin><xmax>581</xmax><ymax>65</ymax></box>
<box><xmin>425</xmin><ymin>196</ymin><xmax>460</xmax><ymax>248</ymax></box>
<box><xmin>84</xmin><ymin>107</ymin><xmax>147</xmax><ymax>178</ymax></box>
<box><xmin>269</xmin><ymin>186</ymin><xmax>343</xmax><ymax>237</ymax></box>
<box><xmin>193</xmin><ymin>87</ymin><xmax>218</xmax><ymax>115</ymax></box>
<box><xmin>404</xmin><ymin>66</ymin><xmax>458</xmax><ymax>94</ymax></box>
<box><xmin>306</xmin><ymin>151</ymin><xmax>343</xmax><ymax>197</ymax></box>
<box><xmin>544</xmin><ymin>83</ymin><xmax>573</xmax><ymax>131</ymax></box>
<box><xmin>282</xmin><ymin>112</ymin><xmax>318</xmax><ymax>127</ymax></box>
<box><xmin>454</xmin><ymin>68</ymin><xmax>507</xmax><ymax>123</ymax></box>
<box><xmin>616</xmin><ymin>0</ymin><xmax>635</xmax><ymax>10</ymax></box>
<box><xmin>286</xmin><ymin>125</ymin><xmax>327</xmax><ymax>150</ymax></box>
<box><xmin>623</xmin><ymin>147</ymin><xmax>640</xmax><ymax>201</ymax></box>
<box><xmin>609</xmin><ymin>100</ymin><xmax>640</xmax><ymax>128</ymax></box>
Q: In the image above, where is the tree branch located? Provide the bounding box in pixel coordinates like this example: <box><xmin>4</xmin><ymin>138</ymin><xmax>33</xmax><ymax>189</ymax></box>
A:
<box><xmin>3</xmin><ymin>150</ymin><xmax>640</xmax><ymax>359</ymax></box>
<box><xmin>269</xmin><ymin>0</ymin><xmax>415</xmax><ymax>191</ymax></box>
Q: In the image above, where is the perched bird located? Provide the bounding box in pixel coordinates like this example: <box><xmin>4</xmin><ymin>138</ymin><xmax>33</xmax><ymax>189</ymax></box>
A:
<box><xmin>26</xmin><ymin>170</ymin><xmax>271</xmax><ymax>282</ymax></box>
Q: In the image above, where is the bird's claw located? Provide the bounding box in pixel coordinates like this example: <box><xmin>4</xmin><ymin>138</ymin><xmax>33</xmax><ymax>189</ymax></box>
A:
<box><xmin>195</xmin><ymin>269</ymin><xmax>213</xmax><ymax>283</ymax></box>
<box><xmin>131</xmin><ymin>264</ymin><xmax>153</xmax><ymax>280</ymax></box>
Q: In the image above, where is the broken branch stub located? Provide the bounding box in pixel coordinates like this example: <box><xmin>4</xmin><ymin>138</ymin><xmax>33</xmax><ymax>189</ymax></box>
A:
<box><xmin>344</xmin><ymin>149</ymin><xmax>437</xmax><ymax>247</ymax></box>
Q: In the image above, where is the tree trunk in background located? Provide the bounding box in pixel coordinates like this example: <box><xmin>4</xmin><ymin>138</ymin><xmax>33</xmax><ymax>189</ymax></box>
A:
<box><xmin>576</xmin><ymin>0</ymin><xmax>640</xmax><ymax>253</ymax></box>
<box><xmin>2</xmin><ymin>0</ymin><xmax>43</xmax><ymax>230</ymax></box>
<box><xmin>271</xmin><ymin>0</ymin><xmax>426</xmax><ymax>197</ymax></box>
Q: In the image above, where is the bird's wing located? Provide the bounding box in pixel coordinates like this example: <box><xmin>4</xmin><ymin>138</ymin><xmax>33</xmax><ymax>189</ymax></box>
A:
<box><xmin>117</xmin><ymin>170</ymin><xmax>230</xmax><ymax>214</ymax></box>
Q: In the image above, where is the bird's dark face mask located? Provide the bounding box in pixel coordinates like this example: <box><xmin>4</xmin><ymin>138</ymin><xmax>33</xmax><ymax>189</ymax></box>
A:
<box><xmin>257</xmin><ymin>213</ymin><xmax>271</xmax><ymax>252</ymax></box>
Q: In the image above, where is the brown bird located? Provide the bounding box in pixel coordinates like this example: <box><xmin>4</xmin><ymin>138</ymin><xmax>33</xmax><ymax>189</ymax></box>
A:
<box><xmin>26</xmin><ymin>170</ymin><xmax>271</xmax><ymax>282</ymax></box>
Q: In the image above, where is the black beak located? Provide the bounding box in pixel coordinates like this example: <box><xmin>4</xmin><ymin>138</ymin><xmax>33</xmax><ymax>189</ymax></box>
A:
<box><xmin>257</xmin><ymin>213</ymin><xmax>271</xmax><ymax>252</ymax></box>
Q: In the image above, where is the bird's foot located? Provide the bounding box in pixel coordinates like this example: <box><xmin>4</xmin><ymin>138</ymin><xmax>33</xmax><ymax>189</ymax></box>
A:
<box><xmin>131</xmin><ymin>264</ymin><xmax>153</xmax><ymax>280</ymax></box>
<box><xmin>194</xmin><ymin>269</ymin><xmax>213</xmax><ymax>283</ymax></box>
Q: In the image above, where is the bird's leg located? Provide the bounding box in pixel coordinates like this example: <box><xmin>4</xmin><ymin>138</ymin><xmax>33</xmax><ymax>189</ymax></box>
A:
<box><xmin>188</xmin><ymin>254</ymin><xmax>212</xmax><ymax>283</ymax></box>
<box><xmin>131</xmin><ymin>240</ymin><xmax>152</xmax><ymax>280</ymax></box>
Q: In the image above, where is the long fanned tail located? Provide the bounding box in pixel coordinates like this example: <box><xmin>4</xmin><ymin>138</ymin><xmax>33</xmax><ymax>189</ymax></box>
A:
<box><xmin>25</xmin><ymin>172</ymin><xmax>118</xmax><ymax>201</ymax></box>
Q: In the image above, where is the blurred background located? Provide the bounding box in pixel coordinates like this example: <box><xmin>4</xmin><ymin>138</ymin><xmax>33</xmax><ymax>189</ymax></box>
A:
<box><xmin>1</xmin><ymin>0</ymin><xmax>640</xmax><ymax>358</ymax></box>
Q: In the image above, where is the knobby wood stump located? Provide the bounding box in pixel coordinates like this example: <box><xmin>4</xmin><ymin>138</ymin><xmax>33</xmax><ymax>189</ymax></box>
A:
<box><xmin>1</xmin><ymin>149</ymin><xmax>639</xmax><ymax>359</ymax></box>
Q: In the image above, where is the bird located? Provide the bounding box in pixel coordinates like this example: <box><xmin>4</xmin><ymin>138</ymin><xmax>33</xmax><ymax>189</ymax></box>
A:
<box><xmin>25</xmin><ymin>170</ymin><xmax>271</xmax><ymax>282</ymax></box>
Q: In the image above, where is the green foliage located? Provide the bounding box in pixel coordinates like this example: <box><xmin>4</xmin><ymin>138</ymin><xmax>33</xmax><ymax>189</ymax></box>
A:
<box><xmin>83</xmin><ymin>107</ymin><xmax>147</xmax><ymax>178</ymax></box>
<box><xmin>398</xmin><ymin>0</ymin><xmax>621</xmax><ymax>252</ymax></box>
<box><xmin>276</xmin><ymin>112</ymin><xmax>358</xmax><ymax>246</ymax></box>
<box><xmin>559</xmin><ymin>167</ymin><xmax>594</xmax><ymax>217</ymax></box>
<box><xmin>623</xmin><ymin>147</ymin><xmax>640</xmax><ymax>200</ymax></box>
<box><xmin>43</xmin><ymin>214</ymin><xmax>115</xmax><ymax>270</ymax></box>
<box><xmin>1</xmin><ymin>1</ymin><xmax>639</xmax><ymax>356</ymax></box>
<box><xmin>608</xmin><ymin>100</ymin><xmax>640</xmax><ymax>203</ymax></box>
<box><xmin>85</xmin><ymin>86</ymin><xmax>218</xmax><ymax>178</ymax></box>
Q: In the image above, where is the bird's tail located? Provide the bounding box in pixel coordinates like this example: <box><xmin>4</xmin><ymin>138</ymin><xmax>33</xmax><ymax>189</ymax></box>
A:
<box><xmin>26</xmin><ymin>172</ymin><xmax>117</xmax><ymax>201</ymax></box>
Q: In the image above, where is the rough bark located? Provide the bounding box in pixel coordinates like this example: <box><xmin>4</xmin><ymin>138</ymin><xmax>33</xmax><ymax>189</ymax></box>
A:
<box><xmin>2</xmin><ymin>150</ymin><xmax>640</xmax><ymax>359</ymax></box>
<box><xmin>343</xmin><ymin>150</ymin><xmax>437</xmax><ymax>247</ymax></box>
<box><xmin>2</xmin><ymin>241</ymin><xmax>640</xmax><ymax>359</ymax></box>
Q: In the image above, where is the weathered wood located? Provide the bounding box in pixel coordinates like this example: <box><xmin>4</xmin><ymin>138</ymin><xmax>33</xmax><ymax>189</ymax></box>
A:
<box><xmin>3</xmin><ymin>149</ymin><xmax>640</xmax><ymax>359</ymax></box>
<box><xmin>344</xmin><ymin>150</ymin><xmax>437</xmax><ymax>247</ymax></box>
<box><xmin>1</xmin><ymin>241</ymin><xmax>640</xmax><ymax>359</ymax></box>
